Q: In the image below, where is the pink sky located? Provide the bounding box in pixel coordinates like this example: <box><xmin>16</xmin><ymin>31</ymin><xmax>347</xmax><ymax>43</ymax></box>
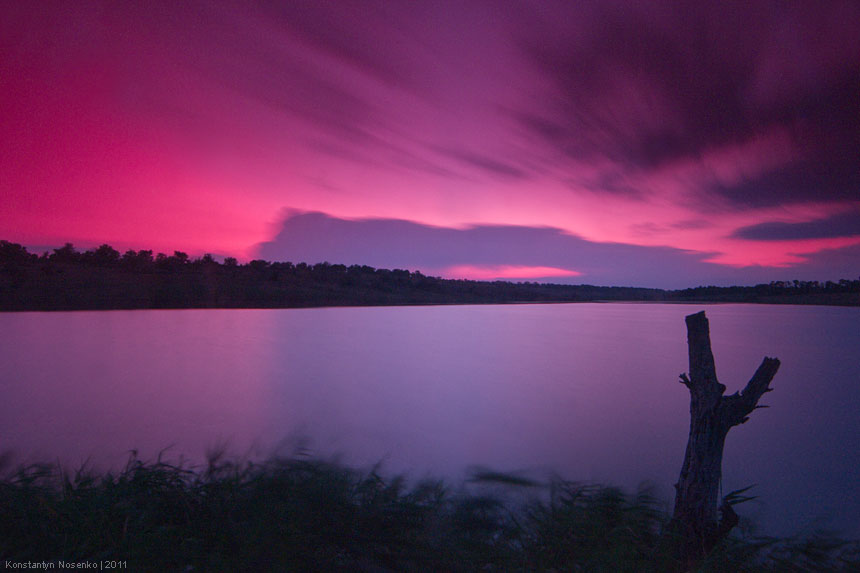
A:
<box><xmin>2</xmin><ymin>1</ymin><xmax>858</xmax><ymax>287</ymax></box>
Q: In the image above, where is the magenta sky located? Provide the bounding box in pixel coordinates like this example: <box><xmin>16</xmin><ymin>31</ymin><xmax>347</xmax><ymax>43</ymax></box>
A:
<box><xmin>2</xmin><ymin>1</ymin><xmax>859</xmax><ymax>287</ymax></box>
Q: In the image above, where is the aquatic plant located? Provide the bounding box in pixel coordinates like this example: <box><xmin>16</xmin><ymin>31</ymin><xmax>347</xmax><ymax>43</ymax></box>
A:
<box><xmin>1</xmin><ymin>452</ymin><xmax>856</xmax><ymax>571</ymax></box>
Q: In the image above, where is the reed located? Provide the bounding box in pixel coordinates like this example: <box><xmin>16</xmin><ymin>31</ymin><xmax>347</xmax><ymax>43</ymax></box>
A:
<box><xmin>1</xmin><ymin>452</ymin><xmax>856</xmax><ymax>571</ymax></box>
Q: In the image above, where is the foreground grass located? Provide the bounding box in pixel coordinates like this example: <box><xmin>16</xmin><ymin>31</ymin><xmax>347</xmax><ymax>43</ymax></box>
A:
<box><xmin>1</xmin><ymin>453</ymin><xmax>857</xmax><ymax>571</ymax></box>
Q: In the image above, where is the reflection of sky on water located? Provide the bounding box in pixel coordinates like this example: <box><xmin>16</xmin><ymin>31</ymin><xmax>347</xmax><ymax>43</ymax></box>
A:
<box><xmin>1</xmin><ymin>304</ymin><xmax>858</xmax><ymax>537</ymax></box>
<box><xmin>1</xmin><ymin>310</ymin><xmax>272</xmax><ymax>467</ymax></box>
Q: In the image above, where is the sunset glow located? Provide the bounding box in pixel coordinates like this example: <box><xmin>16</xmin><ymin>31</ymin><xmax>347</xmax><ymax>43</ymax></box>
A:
<box><xmin>441</xmin><ymin>265</ymin><xmax>582</xmax><ymax>282</ymax></box>
<box><xmin>2</xmin><ymin>1</ymin><xmax>858</xmax><ymax>286</ymax></box>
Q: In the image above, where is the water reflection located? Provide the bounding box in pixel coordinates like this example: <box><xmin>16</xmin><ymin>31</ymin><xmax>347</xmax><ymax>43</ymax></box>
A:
<box><xmin>1</xmin><ymin>304</ymin><xmax>858</xmax><ymax>536</ymax></box>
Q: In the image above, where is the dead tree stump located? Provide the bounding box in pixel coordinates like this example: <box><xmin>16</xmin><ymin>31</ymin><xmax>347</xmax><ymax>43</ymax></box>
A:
<box><xmin>671</xmin><ymin>311</ymin><xmax>780</xmax><ymax>564</ymax></box>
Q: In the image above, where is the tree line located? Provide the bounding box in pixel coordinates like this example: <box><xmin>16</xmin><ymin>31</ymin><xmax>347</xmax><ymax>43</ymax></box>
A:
<box><xmin>0</xmin><ymin>240</ymin><xmax>857</xmax><ymax>311</ymax></box>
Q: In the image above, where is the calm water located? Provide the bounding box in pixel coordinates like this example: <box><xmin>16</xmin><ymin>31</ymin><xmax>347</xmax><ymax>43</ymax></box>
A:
<box><xmin>1</xmin><ymin>303</ymin><xmax>858</xmax><ymax>536</ymax></box>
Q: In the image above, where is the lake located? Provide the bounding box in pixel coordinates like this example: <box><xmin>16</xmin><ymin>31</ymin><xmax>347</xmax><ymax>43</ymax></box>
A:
<box><xmin>1</xmin><ymin>303</ymin><xmax>858</xmax><ymax>537</ymax></box>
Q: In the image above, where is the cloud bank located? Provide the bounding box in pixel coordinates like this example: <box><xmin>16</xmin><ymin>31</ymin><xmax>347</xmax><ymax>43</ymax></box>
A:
<box><xmin>257</xmin><ymin>212</ymin><xmax>858</xmax><ymax>289</ymax></box>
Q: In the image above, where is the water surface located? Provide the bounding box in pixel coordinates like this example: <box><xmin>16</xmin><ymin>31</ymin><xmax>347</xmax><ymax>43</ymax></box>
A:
<box><xmin>1</xmin><ymin>303</ymin><xmax>857</xmax><ymax>536</ymax></box>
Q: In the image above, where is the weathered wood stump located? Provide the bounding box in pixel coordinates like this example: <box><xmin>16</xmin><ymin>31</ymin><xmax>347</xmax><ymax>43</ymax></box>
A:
<box><xmin>671</xmin><ymin>311</ymin><xmax>780</xmax><ymax>566</ymax></box>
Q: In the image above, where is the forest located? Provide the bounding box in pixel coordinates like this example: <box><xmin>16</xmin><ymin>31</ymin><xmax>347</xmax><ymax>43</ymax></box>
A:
<box><xmin>1</xmin><ymin>240</ymin><xmax>858</xmax><ymax>311</ymax></box>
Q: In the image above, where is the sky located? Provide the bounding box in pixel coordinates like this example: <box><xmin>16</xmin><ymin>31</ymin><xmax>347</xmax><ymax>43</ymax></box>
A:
<box><xmin>2</xmin><ymin>0</ymin><xmax>859</xmax><ymax>288</ymax></box>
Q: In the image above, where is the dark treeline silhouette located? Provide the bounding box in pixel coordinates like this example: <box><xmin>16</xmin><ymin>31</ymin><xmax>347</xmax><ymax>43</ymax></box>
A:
<box><xmin>1</xmin><ymin>240</ymin><xmax>858</xmax><ymax>310</ymax></box>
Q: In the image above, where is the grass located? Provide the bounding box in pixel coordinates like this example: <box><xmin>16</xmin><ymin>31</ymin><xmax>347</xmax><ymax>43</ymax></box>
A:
<box><xmin>1</xmin><ymin>451</ymin><xmax>857</xmax><ymax>571</ymax></box>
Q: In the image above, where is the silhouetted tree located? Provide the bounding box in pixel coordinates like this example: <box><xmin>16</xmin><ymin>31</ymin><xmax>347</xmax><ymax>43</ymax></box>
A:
<box><xmin>670</xmin><ymin>311</ymin><xmax>780</xmax><ymax>567</ymax></box>
<box><xmin>85</xmin><ymin>244</ymin><xmax>120</xmax><ymax>266</ymax></box>
<box><xmin>50</xmin><ymin>243</ymin><xmax>80</xmax><ymax>263</ymax></box>
<box><xmin>1</xmin><ymin>238</ymin><xmax>858</xmax><ymax>310</ymax></box>
<box><xmin>121</xmin><ymin>249</ymin><xmax>154</xmax><ymax>269</ymax></box>
<box><xmin>0</xmin><ymin>240</ymin><xmax>36</xmax><ymax>266</ymax></box>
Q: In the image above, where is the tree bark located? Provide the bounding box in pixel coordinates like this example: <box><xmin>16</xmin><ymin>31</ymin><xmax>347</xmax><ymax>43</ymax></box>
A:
<box><xmin>670</xmin><ymin>311</ymin><xmax>780</xmax><ymax>565</ymax></box>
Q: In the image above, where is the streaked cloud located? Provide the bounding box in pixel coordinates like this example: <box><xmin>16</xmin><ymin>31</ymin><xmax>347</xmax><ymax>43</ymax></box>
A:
<box><xmin>513</xmin><ymin>1</ymin><xmax>860</xmax><ymax>208</ymax></box>
<box><xmin>2</xmin><ymin>1</ymin><xmax>858</xmax><ymax>282</ymax></box>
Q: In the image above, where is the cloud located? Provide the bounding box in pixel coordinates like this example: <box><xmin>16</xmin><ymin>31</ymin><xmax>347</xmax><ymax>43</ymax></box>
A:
<box><xmin>200</xmin><ymin>0</ymin><xmax>858</xmax><ymax>212</ymax></box>
<box><xmin>733</xmin><ymin>208</ymin><xmax>860</xmax><ymax>241</ymax></box>
<box><xmin>786</xmin><ymin>243</ymin><xmax>860</xmax><ymax>281</ymax></box>
<box><xmin>5</xmin><ymin>0</ymin><xmax>859</xmax><ymax>270</ymax></box>
<box><xmin>513</xmin><ymin>1</ymin><xmax>860</xmax><ymax>208</ymax></box>
<box><xmin>255</xmin><ymin>211</ymin><xmax>853</xmax><ymax>289</ymax></box>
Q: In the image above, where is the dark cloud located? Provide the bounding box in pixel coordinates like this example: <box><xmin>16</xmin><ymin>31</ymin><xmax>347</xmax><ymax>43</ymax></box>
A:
<box><xmin>733</xmin><ymin>209</ymin><xmax>860</xmax><ymax>241</ymax></box>
<box><xmin>256</xmin><ymin>211</ymin><xmax>847</xmax><ymax>289</ymax></box>
<box><xmin>785</xmin><ymin>243</ymin><xmax>860</xmax><ymax>281</ymax></box>
<box><xmin>714</xmin><ymin>72</ymin><xmax>860</xmax><ymax>207</ymax></box>
<box><xmin>518</xmin><ymin>3</ymin><xmax>757</xmax><ymax>164</ymax></box>
<box><xmin>715</xmin><ymin>153</ymin><xmax>860</xmax><ymax>208</ymax></box>
<box><xmin>514</xmin><ymin>1</ymin><xmax>860</xmax><ymax>208</ymax></box>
